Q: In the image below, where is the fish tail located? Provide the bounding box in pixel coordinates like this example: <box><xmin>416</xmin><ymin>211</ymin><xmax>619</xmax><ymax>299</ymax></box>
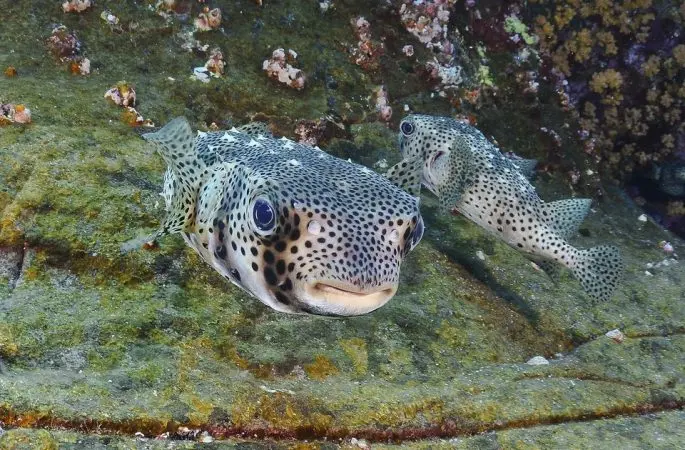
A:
<box><xmin>142</xmin><ymin>117</ymin><xmax>206</xmax><ymax>235</ymax></box>
<box><xmin>571</xmin><ymin>245</ymin><xmax>623</xmax><ymax>301</ymax></box>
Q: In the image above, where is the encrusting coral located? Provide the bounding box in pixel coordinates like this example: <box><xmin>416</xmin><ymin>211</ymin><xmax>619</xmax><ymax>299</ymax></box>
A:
<box><xmin>524</xmin><ymin>0</ymin><xmax>684</xmax><ymax>181</ymax></box>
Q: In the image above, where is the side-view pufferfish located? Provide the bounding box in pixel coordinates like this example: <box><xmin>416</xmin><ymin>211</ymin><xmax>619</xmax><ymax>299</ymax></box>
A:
<box><xmin>141</xmin><ymin>117</ymin><xmax>425</xmax><ymax>316</ymax></box>
<box><xmin>397</xmin><ymin>114</ymin><xmax>623</xmax><ymax>301</ymax></box>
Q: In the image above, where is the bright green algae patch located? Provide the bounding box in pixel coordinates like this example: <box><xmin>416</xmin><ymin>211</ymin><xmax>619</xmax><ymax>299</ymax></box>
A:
<box><xmin>0</xmin><ymin>0</ymin><xmax>684</xmax><ymax>445</ymax></box>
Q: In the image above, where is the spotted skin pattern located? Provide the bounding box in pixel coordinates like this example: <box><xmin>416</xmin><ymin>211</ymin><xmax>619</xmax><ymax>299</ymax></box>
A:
<box><xmin>143</xmin><ymin>117</ymin><xmax>424</xmax><ymax>316</ymax></box>
<box><xmin>398</xmin><ymin>114</ymin><xmax>623</xmax><ymax>301</ymax></box>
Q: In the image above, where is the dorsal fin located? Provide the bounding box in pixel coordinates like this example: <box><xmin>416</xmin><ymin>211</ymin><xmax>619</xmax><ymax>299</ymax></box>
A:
<box><xmin>435</xmin><ymin>136</ymin><xmax>476</xmax><ymax>213</ymax></box>
<box><xmin>510</xmin><ymin>158</ymin><xmax>537</xmax><ymax>179</ymax></box>
<box><xmin>385</xmin><ymin>157</ymin><xmax>423</xmax><ymax>197</ymax></box>
<box><xmin>142</xmin><ymin>117</ymin><xmax>208</xmax><ymax>236</ymax></box>
<box><xmin>235</xmin><ymin>122</ymin><xmax>272</xmax><ymax>138</ymax></box>
<box><xmin>541</xmin><ymin>198</ymin><xmax>592</xmax><ymax>239</ymax></box>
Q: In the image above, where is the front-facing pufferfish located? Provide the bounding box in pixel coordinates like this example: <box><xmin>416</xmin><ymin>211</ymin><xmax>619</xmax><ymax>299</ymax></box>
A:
<box><xmin>141</xmin><ymin>117</ymin><xmax>424</xmax><ymax>316</ymax></box>
<box><xmin>397</xmin><ymin>114</ymin><xmax>623</xmax><ymax>301</ymax></box>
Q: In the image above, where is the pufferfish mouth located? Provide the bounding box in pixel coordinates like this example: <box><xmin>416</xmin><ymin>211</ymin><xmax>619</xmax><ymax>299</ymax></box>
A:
<box><xmin>303</xmin><ymin>280</ymin><xmax>397</xmax><ymax>316</ymax></box>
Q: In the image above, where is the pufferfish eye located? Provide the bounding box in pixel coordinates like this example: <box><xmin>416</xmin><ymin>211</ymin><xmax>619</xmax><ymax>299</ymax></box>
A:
<box><xmin>400</xmin><ymin>120</ymin><xmax>415</xmax><ymax>136</ymax></box>
<box><xmin>252</xmin><ymin>197</ymin><xmax>276</xmax><ymax>233</ymax></box>
<box><xmin>409</xmin><ymin>216</ymin><xmax>424</xmax><ymax>250</ymax></box>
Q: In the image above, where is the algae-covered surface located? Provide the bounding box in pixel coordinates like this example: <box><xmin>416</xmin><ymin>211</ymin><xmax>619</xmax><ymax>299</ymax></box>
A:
<box><xmin>2</xmin><ymin>410</ymin><xmax>685</xmax><ymax>448</ymax></box>
<box><xmin>0</xmin><ymin>0</ymin><xmax>683</xmax><ymax>447</ymax></box>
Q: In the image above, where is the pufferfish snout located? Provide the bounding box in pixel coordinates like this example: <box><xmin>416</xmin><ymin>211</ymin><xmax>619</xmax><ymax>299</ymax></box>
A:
<box><xmin>234</xmin><ymin>187</ymin><xmax>424</xmax><ymax>316</ymax></box>
<box><xmin>142</xmin><ymin>117</ymin><xmax>425</xmax><ymax>317</ymax></box>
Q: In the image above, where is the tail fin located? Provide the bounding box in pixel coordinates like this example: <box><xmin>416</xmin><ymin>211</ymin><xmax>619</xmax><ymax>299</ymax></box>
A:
<box><xmin>572</xmin><ymin>246</ymin><xmax>623</xmax><ymax>301</ymax></box>
<box><xmin>385</xmin><ymin>156</ymin><xmax>423</xmax><ymax>197</ymax></box>
<box><xmin>142</xmin><ymin>117</ymin><xmax>206</xmax><ymax>235</ymax></box>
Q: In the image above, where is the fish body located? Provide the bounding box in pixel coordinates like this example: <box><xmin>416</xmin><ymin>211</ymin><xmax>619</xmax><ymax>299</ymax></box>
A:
<box><xmin>397</xmin><ymin>114</ymin><xmax>622</xmax><ymax>301</ymax></box>
<box><xmin>142</xmin><ymin>118</ymin><xmax>424</xmax><ymax>316</ymax></box>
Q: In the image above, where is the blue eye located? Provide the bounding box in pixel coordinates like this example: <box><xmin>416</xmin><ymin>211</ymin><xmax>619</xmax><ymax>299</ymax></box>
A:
<box><xmin>410</xmin><ymin>216</ymin><xmax>424</xmax><ymax>249</ymax></box>
<box><xmin>400</xmin><ymin>121</ymin><xmax>415</xmax><ymax>136</ymax></box>
<box><xmin>253</xmin><ymin>198</ymin><xmax>276</xmax><ymax>232</ymax></box>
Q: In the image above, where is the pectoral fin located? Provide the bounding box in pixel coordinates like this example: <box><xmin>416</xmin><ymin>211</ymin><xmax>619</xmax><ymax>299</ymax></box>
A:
<box><xmin>385</xmin><ymin>157</ymin><xmax>423</xmax><ymax>197</ymax></box>
<box><xmin>435</xmin><ymin>135</ymin><xmax>475</xmax><ymax>213</ymax></box>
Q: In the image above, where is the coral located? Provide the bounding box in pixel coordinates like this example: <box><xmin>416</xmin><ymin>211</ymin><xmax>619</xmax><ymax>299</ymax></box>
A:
<box><xmin>0</xmin><ymin>104</ymin><xmax>31</xmax><ymax>125</ymax></box>
<box><xmin>674</xmin><ymin>44</ymin><xmax>685</xmax><ymax>67</ymax></box>
<box><xmin>4</xmin><ymin>66</ymin><xmax>17</xmax><ymax>78</ymax></box>
<box><xmin>100</xmin><ymin>10</ymin><xmax>120</xmax><ymax>26</ymax></box>
<box><xmin>348</xmin><ymin>16</ymin><xmax>384</xmax><ymax>72</ymax></box>
<box><xmin>426</xmin><ymin>58</ymin><xmax>464</xmax><ymax>91</ymax></box>
<box><xmin>398</xmin><ymin>0</ymin><xmax>470</xmax><ymax>96</ymax></box>
<box><xmin>294</xmin><ymin>120</ymin><xmax>323</xmax><ymax>146</ymax></box>
<box><xmin>596</xmin><ymin>31</ymin><xmax>618</xmax><ymax>56</ymax></box>
<box><xmin>12</xmin><ymin>104</ymin><xmax>31</xmax><ymax>124</ymax></box>
<box><xmin>526</xmin><ymin>0</ymin><xmax>684</xmax><ymax>186</ymax></box>
<box><xmin>46</xmin><ymin>26</ymin><xmax>81</xmax><ymax>62</ymax></box>
<box><xmin>62</xmin><ymin>0</ymin><xmax>91</xmax><ymax>13</ymax></box>
<box><xmin>189</xmin><ymin>46</ymin><xmax>226</xmax><ymax>83</ymax></box>
<box><xmin>589</xmin><ymin>69</ymin><xmax>623</xmax><ymax>93</ymax></box>
<box><xmin>319</xmin><ymin>0</ymin><xmax>333</xmax><ymax>13</ymax></box>
<box><xmin>104</xmin><ymin>81</ymin><xmax>136</xmax><ymax>107</ymax></box>
<box><xmin>504</xmin><ymin>15</ymin><xmax>538</xmax><ymax>45</ymax></box>
<box><xmin>154</xmin><ymin>0</ymin><xmax>191</xmax><ymax>18</ymax></box>
<box><xmin>399</xmin><ymin>1</ymin><xmax>452</xmax><ymax>49</ymax></box>
<box><xmin>642</xmin><ymin>55</ymin><xmax>661</xmax><ymax>78</ymax></box>
<box><xmin>204</xmin><ymin>48</ymin><xmax>225</xmax><ymax>77</ymax></box>
<box><xmin>667</xmin><ymin>200</ymin><xmax>685</xmax><ymax>216</ymax></box>
<box><xmin>69</xmin><ymin>57</ymin><xmax>90</xmax><ymax>76</ymax></box>
<box><xmin>478</xmin><ymin>65</ymin><xmax>494</xmax><ymax>87</ymax></box>
<box><xmin>195</xmin><ymin>7</ymin><xmax>222</xmax><ymax>32</ymax></box>
<box><xmin>121</xmin><ymin>107</ymin><xmax>154</xmax><ymax>128</ymax></box>
<box><xmin>262</xmin><ymin>48</ymin><xmax>306</xmax><ymax>90</ymax></box>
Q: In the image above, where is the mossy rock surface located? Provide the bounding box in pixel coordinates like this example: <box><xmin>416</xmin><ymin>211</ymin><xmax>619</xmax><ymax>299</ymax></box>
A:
<box><xmin>1</xmin><ymin>410</ymin><xmax>684</xmax><ymax>448</ymax></box>
<box><xmin>0</xmin><ymin>0</ymin><xmax>683</xmax><ymax>447</ymax></box>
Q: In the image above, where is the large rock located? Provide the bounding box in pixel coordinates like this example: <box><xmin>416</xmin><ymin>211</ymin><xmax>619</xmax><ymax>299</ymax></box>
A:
<box><xmin>0</xmin><ymin>0</ymin><xmax>683</xmax><ymax>446</ymax></box>
<box><xmin>0</xmin><ymin>116</ymin><xmax>683</xmax><ymax>446</ymax></box>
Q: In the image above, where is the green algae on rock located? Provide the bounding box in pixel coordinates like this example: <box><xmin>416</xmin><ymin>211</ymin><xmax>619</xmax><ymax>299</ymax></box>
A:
<box><xmin>2</xmin><ymin>410</ymin><xmax>685</xmax><ymax>448</ymax></box>
<box><xmin>0</xmin><ymin>123</ymin><xmax>683</xmax><ymax>443</ymax></box>
<box><xmin>0</xmin><ymin>0</ymin><xmax>684</xmax><ymax>446</ymax></box>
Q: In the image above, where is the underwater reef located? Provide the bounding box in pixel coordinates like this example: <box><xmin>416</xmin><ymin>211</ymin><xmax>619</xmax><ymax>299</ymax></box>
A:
<box><xmin>522</xmin><ymin>0</ymin><xmax>685</xmax><ymax>239</ymax></box>
<box><xmin>0</xmin><ymin>0</ymin><xmax>684</xmax><ymax>447</ymax></box>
